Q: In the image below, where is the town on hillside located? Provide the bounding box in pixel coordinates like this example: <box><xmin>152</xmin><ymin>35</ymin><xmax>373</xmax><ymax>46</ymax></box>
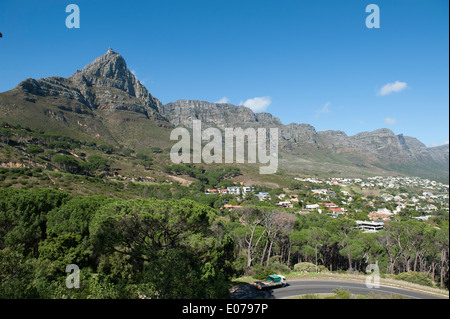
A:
<box><xmin>203</xmin><ymin>175</ymin><xmax>449</xmax><ymax>233</ymax></box>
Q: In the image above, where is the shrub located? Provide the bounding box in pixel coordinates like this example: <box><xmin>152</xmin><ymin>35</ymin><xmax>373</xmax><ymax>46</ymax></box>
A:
<box><xmin>87</xmin><ymin>155</ymin><xmax>110</xmax><ymax>171</ymax></box>
<box><xmin>294</xmin><ymin>262</ymin><xmax>317</xmax><ymax>273</ymax></box>
<box><xmin>269</xmin><ymin>262</ymin><xmax>291</xmax><ymax>274</ymax></box>
<box><xmin>26</xmin><ymin>145</ymin><xmax>43</xmax><ymax>157</ymax></box>
<box><xmin>251</xmin><ymin>265</ymin><xmax>276</xmax><ymax>280</ymax></box>
<box><xmin>331</xmin><ymin>288</ymin><xmax>351</xmax><ymax>299</ymax></box>
<box><xmin>48</xmin><ymin>141</ymin><xmax>72</xmax><ymax>150</ymax></box>
<box><xmin>318</xmin><ymin>265</ymin><xmax>329</xmax><ymax>273</ymax></box>
<box><xmin>395</xmin><ymin>271</ymin><xmax>435</xmax><ymax>287</ymax></box>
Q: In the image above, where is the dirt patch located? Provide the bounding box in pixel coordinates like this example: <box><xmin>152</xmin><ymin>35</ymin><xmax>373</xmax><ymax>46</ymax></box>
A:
<box><xmin>166</xmin><ymin>174</ymin><xmax>194</xmax><ymax>186</ymax></box>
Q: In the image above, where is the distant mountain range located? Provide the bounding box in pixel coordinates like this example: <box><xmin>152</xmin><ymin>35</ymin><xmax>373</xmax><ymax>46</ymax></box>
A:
<box><xmin>1</xmin><ymin>49</ymin><xmax>448</xmax><ymax>182</ymax></box>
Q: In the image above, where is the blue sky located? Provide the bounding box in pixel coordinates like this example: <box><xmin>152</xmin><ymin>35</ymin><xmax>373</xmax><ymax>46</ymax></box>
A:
<box><xmin>0</xmin><ymin>0</ymin><xmax>448</xmax><ymax>147</ymax></box>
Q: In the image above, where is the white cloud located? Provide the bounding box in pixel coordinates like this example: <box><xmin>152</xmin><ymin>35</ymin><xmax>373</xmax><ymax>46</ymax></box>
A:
<box><xmin>215</xmin><ymin>97</ymin><xmax>229</xmax><ymax>104</ymax></box>
<box><xmin>317</xmin><ymin>102</ymin><xmax>331</xmax><ymax>115</ymax></box>
<box><xmin>430</xmin><ymin>140</ymin><xmax>449</xmax><ymax>147</ymax></box>
<box><xmin>378</xmin><ymin>81</ymin><xmax>408</xmax><ymax>96</ymax></box>
<box><xmin>239</xmin><ymin>96</ymin><xmax>272</xmax><ymax>112</ymax></box>
<box><xmin>384</xmin><ymin>117</ymin><xmax>398</xmax><ymax>125</ymax></box>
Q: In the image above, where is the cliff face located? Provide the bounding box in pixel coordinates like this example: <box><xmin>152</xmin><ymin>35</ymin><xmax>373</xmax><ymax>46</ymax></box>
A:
<box><xmin>162</xmin><ymin>100</ymin><xmax>257</xmax><ymax>128</ymax></box>
<box><xmin>160</xmin><ymin>98</ymin><xmax>448</xmax><ymax>180</ymax></box>
<box><xmin>161</xmin><ymin>100</ymin><xmax>322</xmax><ymax>150</ymax></box>
<box><xmin>427</xmin><ymin>144</ymin><xmax>450</xmax><ymax>164</ymax></box>
<box><xmin>1</xmin><ymin>49</ymin><xmax>448</xmax><ymax>181</ymax></box>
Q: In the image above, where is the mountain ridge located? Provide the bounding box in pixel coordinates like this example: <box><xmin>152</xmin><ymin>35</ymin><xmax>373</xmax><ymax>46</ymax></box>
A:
<box><xmin>0</xmin><ymin>49</ymin><xmax>448</xmax><ymax>182</ymax></box>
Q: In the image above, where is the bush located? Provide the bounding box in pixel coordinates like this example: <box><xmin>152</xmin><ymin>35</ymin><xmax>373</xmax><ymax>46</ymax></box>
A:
<box><xmin>269</xmin><ymin>262</ymin><xmax>291</xmax><ymax>274</ymax></box>
<box><xmin>27</xmin><ymin>145</ymin><xmax>43</xmax><ymax>157</ymax></box>
<box><xmin>318</xmin><ymin>265</ymin><xmax>329</xmax><ymax>273</ymax></box>
<box><xmin>331</xmin><ymin>288</ymin><xmax>351</xmax><ymax>299</ymax></box>
<box><xmin>395</xmin><ymin>271</ymin><xmax>435</xmax><ymax>287</ymax></box>
<box><xmin>294</xmin><ymin>262</ymin><xmax>318</xmax><ymax>273</ymax></box>
<box><xmin>87</xmin><ymin>155</ymin><xmax>110</xmax><ymax>171</ymax></box>
<box><xmin>48</xmin><ymin>141</ymin><xmax>72</xmax><ymax>150</ymax></box>
<box><xmin>251</xmin><ymin>265</ymin><xmax>276</xmax><ymax>280</ymax></box>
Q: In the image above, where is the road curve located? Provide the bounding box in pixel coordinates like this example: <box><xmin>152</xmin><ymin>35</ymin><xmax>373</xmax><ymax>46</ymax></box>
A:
<box><xmin>272</xmin><ymin>279</ymin><xmax>446</xmax><ymax>299</ymax></box>
<box><xmin>231</xmin><ymin>279</ymin><xmax>447</xmax><ymax>299</ymax></box>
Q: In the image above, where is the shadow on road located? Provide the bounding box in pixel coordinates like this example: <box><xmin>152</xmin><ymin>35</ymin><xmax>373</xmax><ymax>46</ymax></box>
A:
<box><xmin>230</xmin><ymin>283</ymin><xmax>276</xmax><ymax>299</ymax></box>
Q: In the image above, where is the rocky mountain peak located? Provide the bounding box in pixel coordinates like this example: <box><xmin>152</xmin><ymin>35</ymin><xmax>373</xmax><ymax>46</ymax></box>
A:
<box><xmin>75</xmin><ymin>47</ymin><xmax>128</xmax><ymax>82</ymax></box>
<box><xmin>70</xmin><ymin>48</ymin><xmax>163</xmax><ymax>114</ymax></box>
<box><xmin>15</xmin><ymin>49</ymin><xmax>163</xmax><ymax>116</ymax></box>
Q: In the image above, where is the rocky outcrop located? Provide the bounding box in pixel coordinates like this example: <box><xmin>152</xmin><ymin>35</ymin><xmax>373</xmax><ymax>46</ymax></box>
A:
<box><xmin>17</xmin><ymin>48</ymin><xmax>164</xmax><ymax>119</ymax></box>
<box><xmin>160</xmin><ymin>99</ymin><xmax>449</xmax><ymax>173</ymax></box>
<box><xmin>161</xmin><ymin>100</ymin><xmax>258</xmax><ymax>128</ymax></box>
<box><xmin>427</xmin><ymin>144</ymin><xmax>450</xmax><ymax>164</ymax></box>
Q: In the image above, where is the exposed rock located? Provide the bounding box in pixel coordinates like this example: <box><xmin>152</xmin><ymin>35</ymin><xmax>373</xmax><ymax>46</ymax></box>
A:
<box><xmin>17</xmin><ymin>48</ymin><xmax>164</xmax><ymax>119</ymax></box>
<box><xmin>3</xmin><ymin>48</ymin><xmax>448</xmax><ymax>180</ymax></box>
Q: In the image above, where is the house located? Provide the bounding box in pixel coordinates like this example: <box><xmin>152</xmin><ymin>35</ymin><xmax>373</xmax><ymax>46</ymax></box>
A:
<box><xmin>425</xmin><ymin>204</ymin><xmax>438</xmax><ymax>211</ymax></box>
<box><xmin>277</xmin><ymin>201</ymin><xmax>293</xmax><ymax>208</ymax></box>
<box><xmin>218</xmin><ymin>188</ymin><xmax>228</xmax><ymax>194</ymax></box>
<box><xmin>305</xmin><ymin>204</ymin><xmax>320</xmax><ymax>210</ymax></box>
<box><xmin>227</xmin><ymin>186</ymin><xmax>241</xmax><ymax>195</ymax></box>
<box><xmin>381</xmin><ymin>194</ymin><xmax>394</xmax><ymax>201</ymax></box>
<box><xmin>376</xmin><ymin>208</ymin><xmax>392</xmax><ymax>215</ymax></box>
<box><xmin>242</xmin><ymin>186</ymin><xmax>255</xmax><ymax>194</ymax></box>
<box><xmin>356</xmin><ymin>220</ymin><xmax>384</xmax><ymax>233</ymax></box>
<box><xmin>368</xmin><ymin>211</ymin><xmax>392</xmax><ymax>221</ymax></box>
<box><xmin>255</xmin><ymin>192</ymin><xmax>270</xmax><ymax>201</ymax></box>
<box><xmin>414</xmin><ymin>215</ymin><xmax>431</xmax><ymax>221</ymax></box>
<box><xmin>319</xmin><ymin>202</ymin><xmax>338</xmax><ymax>208</ymax></box>
<box><xmin>328</xmin><ymin>207</ymin><xmax>345</xmax><ymax>214</ymax></box>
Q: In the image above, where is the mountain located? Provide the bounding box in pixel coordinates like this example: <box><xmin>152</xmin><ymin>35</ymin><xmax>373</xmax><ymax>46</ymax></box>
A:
<box><xmin>0</xmin><ymin>48</ymin><xmax>171</xmax><ymax>150</ymax></box>
<box><xmin>161</xmin><ymin>100</ymin><xmax>449</xmax><ymax>181</ymax></box>
<box><xmin>0</xmin><ymin>49</ymin><xmax>448</xmax><ymax>182</ymax></box>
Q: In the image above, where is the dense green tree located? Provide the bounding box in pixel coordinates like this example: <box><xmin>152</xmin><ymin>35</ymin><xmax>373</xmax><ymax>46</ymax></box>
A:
<box><xmin>0</xmin><ymin>188</ymin><xmax>70</xmax><ymax>256</ymax></box>
<box><xmin>89</xmin><ymin>198</ymin><xmax>235</xmax><ymax>298</ymax></box>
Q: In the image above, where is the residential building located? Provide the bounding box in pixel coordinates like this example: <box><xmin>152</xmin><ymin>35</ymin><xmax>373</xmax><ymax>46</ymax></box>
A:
<box><xmin>227</xmin><ymin>186</ymin><xmax>241</xmax><ymax>195</ymax></box>
<box><xmin>356</xmin><ymin>221</ymin><xmax>384</xmax><ymax>233</ymax></box>
<box><xmin>255</xmin><ymin>192</ymin><xmax>270</xmax><ymax>201</ymax></box>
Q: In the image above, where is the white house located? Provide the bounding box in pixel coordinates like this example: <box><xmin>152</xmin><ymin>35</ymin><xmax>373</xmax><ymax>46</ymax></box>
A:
<box><xmin>242</xmin><ymin>186</ymin><xmax>255</xmax><ymax>194</ymax></box>
<box><xmin>376</xmin><ymin>208</ymin><xmax>393</xmax><ymax>215</ymax></box>
<box><xmin>255</xmin><ymin>192</ymin><xmax>270</xmax><ymax>201</ymax></box>
<box><xmin>356</xmin><ymin>220</ymin><xmax>384</xmax><ymax>233</ymax></box>
<box><xmin>227</xmin><ymin>186</ymin><xmax>241</xmax><ymax>195</ymax></box>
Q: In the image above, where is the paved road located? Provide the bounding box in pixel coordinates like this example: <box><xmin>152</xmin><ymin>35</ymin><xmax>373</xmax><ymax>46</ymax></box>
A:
<box><xmin>231</xmin><ymin>279</ymin><xmax>447</xmax><ymax>299</ymax></box>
